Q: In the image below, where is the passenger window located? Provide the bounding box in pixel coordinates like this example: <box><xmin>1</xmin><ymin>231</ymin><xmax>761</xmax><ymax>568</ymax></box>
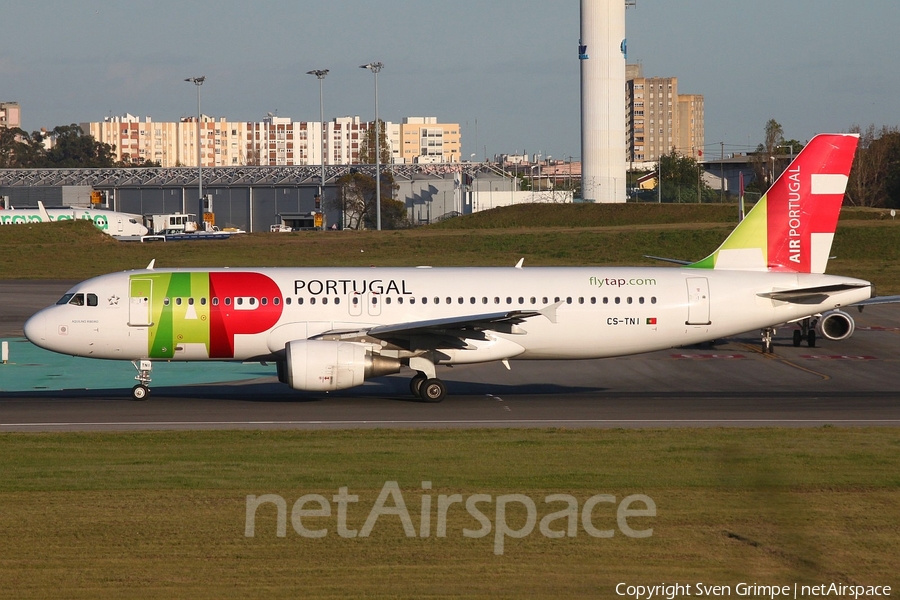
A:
<box><xmin>298</xmin><ymin>298</ymin><xmax>304</xmax><ymax>305</ymax></box>
<box><xmin>352</xmin><ymin>297</ymin><xmax>359</xmax><ymax>305</ymax></box>
<box><xmin>518</xmin><ymin>297</ymin><xmax>524</xmax><ymax>304</ymax></box>
<box><xmin>506</xmin><ymin>297</ymin><xmax>512</xmax><ymax>304</ymax></box>
<box><xmin>639</xmin><ymin>297</ymin><xmax>644</xmax><ymax>304</ymax></box>
<box><xmin>578</xmin><ymin>297</ymin><xmax>584</xmax><ymax>304</ymax></box>
<box><xmin>225</xmin><ymin>298</ymin><xmax>232</xmax><ymax>306</ymax></box>
<box><xmin>386</xmin><ymin>297</ymin><xmax>392</xmax><ymax>305</ymax></box>
<box><xmin>398</xmin><ymin>297</ymin><xmax>404</xmax><ymax>304</ymax></box>
<box><xmin>322</xmin><ymin>298</ymin><xmax>329</xmax><ymax>305</ymax></box>
<box><xmin>176</xmin><ymin>298</ymin><xmax>183</xmax><ymax>306</ymax></box>
<box><xmin>566</xmin><ymin>297</ymin><xmax>572</xmax><ymax>304</ymax></box>
<box><xmin>236</xmin><ymin>298</ymin><xmax>242</xmax><ymax>306</ymax></box>
<box><xmin>335</xmin><ymin>298</ymin><xmax>341</xmax><ymax>305</ymax></box>
<box><xmin>603</xmin><ymin>297</ymin><xmax>608</xmax><ymax>304</ymax></box>
<box><xmin>470</xmin><ymin>297</ymin><xmax>476</xmax><ymax>304</ymax></box>
<box><xmin>273</xmin><ymin>297</ymin><xmax>280</xmax><ymax>305</ymax></box>
<box><xmin>627</xmin><ymin>297</ymin><xmax>633</xmax><ymax>304</ymax></box>
<box><xmin>554</xmin><ymin>297</ymin><xmax>560</xmax><ymax>303</ymax></box>
<box><xmin>447</xmin><ymin>297</ymin><xmax>452</xmax><ymax>305</ymax></box>
<box><xmin>310</xmin><ymin>298</ymin><xmax>316</xmax><ymax>305</ymax></box>
<box><xmin>422</xmin><ymin>298</ymin><xmax>428</xmax><ymax>304</ymax></box>
<box><xmin>188</xmin><ymin>297</ymin><xmax>195</xmax><ymax>306</ymax></box>
<box><xmin>200</xmin><ymin>298</ymin><xmax>207</xmax><ymax>306</ymax></box>
<box><xmin>651</xmin><ymin>297</ymin><xmax>657</xmax><ymax>304</ymax></box>
<box><xmin>249</xmin><ymin>298</ymin><xmax>256</xmax><ymax>306</ymax></box>
<box><xmin>615</xmin><ymin>297</ymin><xmax>621</xmax><ymax>304</ymax></box>
<box><xmin>482</xmin><ymin>297</ymin><xmax>488</xmax><ymax>304</ymax></box>
<box><xmin>434</xmin><ymin>297</ymin><xmax>440</xmax><ymax>304</ymax></box>
<box><xmin>212</xmin><ymin>298</ymin><xmax>219</xmax><ymax>306</ymax></box>
<box><xmin>163</xmin><ymin>297</ymin><xmax>170</xmax><ymax>306</ymax></box>
<box><xmin>591</xmin><ymin>297</ymin><xmax>596</xmax><ymax>304</ymax></box>
<box><xmin>285</xmin><ymin>297</ymin><xmax>292</xmax><ymax>305</ymax></box>
<box><xmin>409</xmin><ymin>297</ymin><xmax>416</xmax><ymax>305</ymax></box>
<box><xmin>87</xmin><ymin>293</ymin><xmax>98</xmax><ymax>307</ymax></box>
<box><xmin>261</xmin><ymin>297</ymin><xmax>268</xmax><ymax>306</ymax></box>
<box><xmin>530</xmin><ymin>297</ymin><xmax>536</xmax><ymax>304</ymax></box>
<box><xmin>371</xmin><ymin>298</ymin><xmax>377</xmax><ymax>305</ymax></box>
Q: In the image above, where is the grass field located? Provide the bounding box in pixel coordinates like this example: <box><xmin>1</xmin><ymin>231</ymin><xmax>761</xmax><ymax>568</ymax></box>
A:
<box><xmin>1</xmin><ymin>428</ymin><xmax>898</xmax><ymax>598</ymax></box>
<box><xmin>3</xmin><ymin>204</ymin><xmax>900</xmax><ymax>291</ymax></box>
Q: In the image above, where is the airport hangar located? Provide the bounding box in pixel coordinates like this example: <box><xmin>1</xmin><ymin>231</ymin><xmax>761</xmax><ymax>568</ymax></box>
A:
<box><xmin>0</xmin><ymin>163</ymin><xmax>516</xmax><ymax>231</ymax></box>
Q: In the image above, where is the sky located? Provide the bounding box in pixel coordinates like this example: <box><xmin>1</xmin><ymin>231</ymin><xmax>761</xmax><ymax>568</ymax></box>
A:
<box><xmin>3</xmin><ymin>0</ymin><xmax>899</xmax><ymax>161</ymax></box>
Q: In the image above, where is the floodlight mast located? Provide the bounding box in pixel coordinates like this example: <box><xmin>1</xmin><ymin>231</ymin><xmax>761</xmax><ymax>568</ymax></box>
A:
<box><xmin>185</xmin><ymin>76</ymin><xmax>206</xmax><ymax>222</ymax></box>
<box><xmin>306</xmin><ymin>69</ymin><xmax>329</xmax><ymax>226</ymax></box>
<box><xmin>360</xmin><ymin>62</ymin><xmax>384</xmax><ymax>230</ymax></box>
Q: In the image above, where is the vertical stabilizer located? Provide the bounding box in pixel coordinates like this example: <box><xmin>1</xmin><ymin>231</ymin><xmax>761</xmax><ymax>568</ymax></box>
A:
<box><xmin>689</xmin><ymin>133</ymin><xmax>859</xmax><ymax>273</ymax></box>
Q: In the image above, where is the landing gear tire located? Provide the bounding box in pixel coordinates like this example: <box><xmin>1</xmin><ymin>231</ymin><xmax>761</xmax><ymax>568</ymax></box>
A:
<box><xmin>132</xmin><ymin>384</ymin><xmax>149</xmax><ymax>401</ymax></box>
<box><xmin>419</xmin><ymin>378</ymin><xmax>447</xmax><ymax>403</ymax></box>
<box><xmin>793</xmin><ymin>330</ymin><xmax>802</xmax><ymax>347</ymax></box>
<box><xmin>410</xmin><ymin>373</ymin><xmax>427</xmax><ymax>397</ymax></box>
<box><xmin>807</xmin><ymin>330</ymin><xmax>817</xmax><ymax>348</ymax></box>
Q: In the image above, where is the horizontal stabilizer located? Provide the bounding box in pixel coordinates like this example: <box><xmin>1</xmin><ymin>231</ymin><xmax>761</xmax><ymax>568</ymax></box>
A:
<box><xmin>758</xmin><ymin>283</ymin><xmax>870</xmax><ymax>305</ymax></box>
<box><xmin>644</xmin><ymin>255</ymin><xmax>692</xmax><ymax>266</ymax></box>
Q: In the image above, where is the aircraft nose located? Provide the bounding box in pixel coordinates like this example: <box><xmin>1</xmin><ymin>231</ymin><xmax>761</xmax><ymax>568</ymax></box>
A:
<box><xmin>24</xmin><ymin>310</ymin><xmax>47</xmax><ymax>346</ymax></box>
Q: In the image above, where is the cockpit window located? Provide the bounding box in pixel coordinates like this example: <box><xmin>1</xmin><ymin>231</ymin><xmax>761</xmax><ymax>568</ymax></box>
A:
<box><xmin>87</xmin><ymin>293</ymin><xmax>98</xmax><ymax>307</ymax></box>
<box><xmin>68</xmin><ymin>293</ymin><xmax>86</xmax><ymax>306</ymax></box>
<box><xmin>56</xmin><ymin>293</ymin><xmax>74</xmax><ymax>305</ymax></box>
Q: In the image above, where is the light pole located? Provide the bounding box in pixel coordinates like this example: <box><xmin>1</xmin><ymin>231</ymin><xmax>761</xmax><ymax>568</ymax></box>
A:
<box><xmin>184</xmin><ymin>76</ymin><xmax>205</xmax><ymax>223</ymax></box>
<box><xmin>360</xmin><ymin>62</ymin><xmax>384</xmax><ymax>230</ymax></box>
<box><xmin>306</xmin><ymin>69</ymin><xmax>329</xmax><ymax>227</ymax></box>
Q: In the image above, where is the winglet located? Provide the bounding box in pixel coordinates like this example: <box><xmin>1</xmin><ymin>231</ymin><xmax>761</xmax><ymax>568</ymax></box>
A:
<box><xmin>146</xmin><ymin>259</ymin><xmax>156</xmax><ymax>270</ymax></box>
<box><xmin>37</xmin><ymin>201</ymin><xmax>51</xmax><ymax>222</ymax></box>
<box><xmin>514</xmin><ymin>258</ymin><xmax>525</xmax><ymax>269</ymax></box>
<box><xmin>538</xmin><ymin>301</ymin><xmax>562</xmax><ymax>324</ymax></box>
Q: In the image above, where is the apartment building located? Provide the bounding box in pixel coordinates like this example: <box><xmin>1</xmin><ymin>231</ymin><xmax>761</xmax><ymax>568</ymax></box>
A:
<box><xmin>626</xmin><ymin>65</ymin><xmax>704</xmax><ymax>163</ymax></box>
<box><xmin>81</xmin><ymin>114</ymin><xmax>457</xmax><ymax>167</ymax></box>
<box><xmin>0</xmin><ymin>102</ymin><xmax>21</xmax><ymax>129</ymax></box>
<box><xmin>399</xmin><ymin>117</ymin><xmax>461</xmax><ymax>164</ymax></box>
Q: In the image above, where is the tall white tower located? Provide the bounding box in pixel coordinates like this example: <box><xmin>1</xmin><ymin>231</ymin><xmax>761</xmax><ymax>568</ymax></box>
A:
<box><xmin>580</xmin><ymin>0</ymin><xmax>627</xmax><ymax>203</ymax></box>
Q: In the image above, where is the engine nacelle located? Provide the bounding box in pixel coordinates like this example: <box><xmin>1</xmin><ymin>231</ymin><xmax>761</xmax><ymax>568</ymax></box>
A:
<box><xmin>284</xmin><ymin>340</ymin><xmax>400</xmax><ymax>391</ymax></box>
<box><xmin>815</xmin><ymin>310</ymin><xmax>856</xmax><ymax>341</ymax></box>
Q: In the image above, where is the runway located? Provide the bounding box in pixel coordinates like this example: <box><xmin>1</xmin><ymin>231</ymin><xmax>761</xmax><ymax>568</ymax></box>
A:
<box><xmin>3</xmin><ymin>280</ymin><xmax>900</xmax><ymax>431</ymax></box>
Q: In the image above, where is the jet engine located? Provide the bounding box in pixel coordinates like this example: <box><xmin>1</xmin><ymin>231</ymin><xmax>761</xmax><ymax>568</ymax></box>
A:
<box><xmin>284</xmin><ymin>340</ymin><xmax>400</xmax><ymax>391</ymax></box>
<box><xmin>815</xmin><ymin>309</ymin><xmax>856</xmax><ymax>341</ymax></box>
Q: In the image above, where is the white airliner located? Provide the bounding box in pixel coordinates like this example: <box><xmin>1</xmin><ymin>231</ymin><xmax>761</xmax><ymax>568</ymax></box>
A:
<box><xmin>0</xmin><ymin>201</ymin><xmax>148</xmax><ymax>236</ymax></box>
<box><xmin>24</xmin><ymin>134</ymin><xmax>885</xmax><ymax>401</ymax></box>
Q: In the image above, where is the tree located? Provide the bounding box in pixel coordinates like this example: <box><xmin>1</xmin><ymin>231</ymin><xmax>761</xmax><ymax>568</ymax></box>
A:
<box><xmin>658</xmin><ymin>149</ymin><xmax>714</xmax><ymax>202</ymax></box>
<box><xmin>357</xmin><ymin>120</ymin><xmax>391</xmax><ymax>165</ymax></box>
<box><xmin>0</xmin><ymin>127</ymin><xmax>46</xmax><ymax>168</ymax></box>
<box><xmin>329</xmin><ymin>170</ymin><xmax>406</xmax><ymax>229</ymax></box>
<box><xmin>44</xmin><ymin>124</ymin><xmax>117</xmax><ymax>167</ymax></box>
<box><xmin>846</xmin><ymin>124</ymin><xmax>900</xmax><ymax>207</ymax></box>
<box><xmin>749</xmin><ymin>119</ymin><xmax>785</xmax><ymax>192</ymax></box>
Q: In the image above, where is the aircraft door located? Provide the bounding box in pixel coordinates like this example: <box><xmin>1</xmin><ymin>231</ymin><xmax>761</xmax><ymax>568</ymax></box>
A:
<box><xmin>129</xmin><ymin>278</ymin><xmax>153</xmax><ymax>326</ymax></box>
<box><xmin>115</xmin><ymin>217</ymin><xmax>124</xmax><ymax>234</ymax></box>
<box><xmin>685</xmin><ymin>277</ymin><xmax>711</xmax><ymax>325</ymax></box>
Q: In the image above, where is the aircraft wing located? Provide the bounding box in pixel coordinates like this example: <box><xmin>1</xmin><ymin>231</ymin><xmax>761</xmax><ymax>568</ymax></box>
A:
<box><xmin>851</xmin><ymin>295</ymin><xmax>900</xmax><ymax>311</ymax></box>
<box><xmin>311</xmin><ymin>306</ymin><xmax>559</xmax><ymax>350</ymax></box>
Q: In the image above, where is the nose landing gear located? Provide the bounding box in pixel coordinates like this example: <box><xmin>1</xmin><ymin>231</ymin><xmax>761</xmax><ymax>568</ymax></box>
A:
<box><xmin>131</xmin><ymin>359</ymin><xmax>152</xmax><ymax>400</ymax></box>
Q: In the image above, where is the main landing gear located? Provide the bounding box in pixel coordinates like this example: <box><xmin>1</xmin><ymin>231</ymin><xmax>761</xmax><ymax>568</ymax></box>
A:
<box><xmin>408</xmin><ymin>356</ymin><xmax>447</xmax><ymax>402</ymax></box>
<box><xmin>131</xmin><ymin>359</ymin><xmax>152</xmax><ymax>400</ymax></box>
<box><xmin>792</xmin><ymin>318</ymin><xmax>817</xmax><ymax>348</ymax></box>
